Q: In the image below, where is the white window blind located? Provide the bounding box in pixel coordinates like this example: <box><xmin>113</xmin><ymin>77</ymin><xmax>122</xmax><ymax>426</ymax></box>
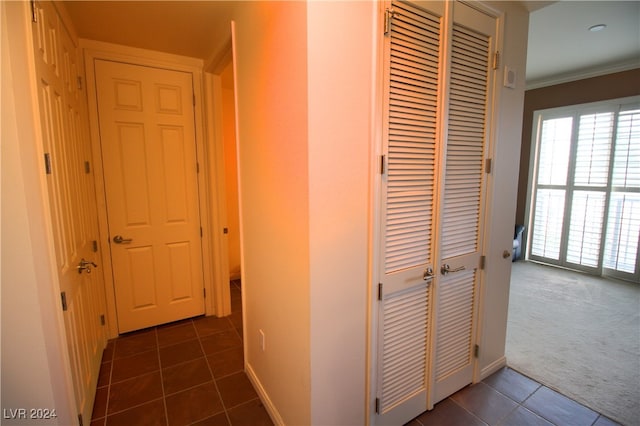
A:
<box><xmin>530</xmin><ymin>189</ymin><xmax>565</xmax><ymax>260</ymax></box>
<box><xmin>565</xmin><ymin>113</ymin><xmax>614</xmax><ymax>267</ymax></box>
<box><xmin>574</xmin><ymin>113</ymin><xmax>613</xmax><ymax>187</ymax></box>
<box><xmin>603</xmin><ymin>108</ymin><xmax>640</xmax><ymax>276</ymax></box>
<box><xmin>529</xmin><ymin>100</ymin><xmax>640</xmax><ymax>281</ymax></box>
<box><xmin>537</xmin><ymin>117</ymin><xmax>572</xmax><ymax>186</ymax></box>
<box><xmin>566</xmin><ymin>191</ymin><xmax>606</xmax><ymax>267</ymax></box>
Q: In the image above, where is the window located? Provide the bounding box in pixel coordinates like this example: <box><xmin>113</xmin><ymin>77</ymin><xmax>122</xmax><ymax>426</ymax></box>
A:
<box><xmin>528</xmin><ymin>97</ymin><xmax>640</xmax><ymax>282</ymax></box>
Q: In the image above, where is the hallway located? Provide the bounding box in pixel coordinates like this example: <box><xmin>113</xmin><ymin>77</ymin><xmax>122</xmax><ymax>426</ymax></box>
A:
<box><xmin>90</xmin><ymin>280</ymin><xmax>623</xmax><ymax>426</ymax></box>
<box><xmin>90</xmin><ymin>281</ymin><xmax>272</xmax><ymax>426</ymax></box>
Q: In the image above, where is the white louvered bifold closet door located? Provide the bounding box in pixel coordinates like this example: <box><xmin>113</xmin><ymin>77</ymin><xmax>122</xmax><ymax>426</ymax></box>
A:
<box><xmin>376</xmin><ymin>1</ymin><xmax>444</xmax><ymax>424</ymax></box>
<box><xmin>433</xmin><ymin>2</ymin><xmax>495</xmax><ymax>404</ymax></box>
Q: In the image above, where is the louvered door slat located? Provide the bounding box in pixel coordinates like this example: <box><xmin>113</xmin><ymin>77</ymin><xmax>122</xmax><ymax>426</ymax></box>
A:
<box><xmin>391</xmin><ymin>87</ymin><xmax>438</xmax><ymax>105</ymax></box>
<box><xmin>383</xmin><ymin>0</ymin><xmax>440</xmax><ymax>274</ymax></box>
<box><xmin>380</xmin><ymin>283</ymin><xmax>429</xmax><ymax>412</ymax></box>
<box><xmin>435</xmin><ymin>271</ymin><xmax>476</xmax><ymax>378</ymax></box>
<box><xmin>441</xmin><ymin>22</ymin><xmax>488</xmax><ymax>259</ymax></box>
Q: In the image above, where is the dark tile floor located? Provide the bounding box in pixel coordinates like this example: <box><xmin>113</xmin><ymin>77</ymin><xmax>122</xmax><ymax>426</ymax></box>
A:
<box><xmin>90</xmin><ymin>280</ymin><xmax>273</xmax><ymax>426</ymax></box>
<box><xmin>407</xmin><ymin>367</ymin><xmax>621</xmax><ymax>426</ymax></box>
<box><xmin>92</xmin><ymin>281</ymin><xmax>621</xmax><ymax>426</ymax></box>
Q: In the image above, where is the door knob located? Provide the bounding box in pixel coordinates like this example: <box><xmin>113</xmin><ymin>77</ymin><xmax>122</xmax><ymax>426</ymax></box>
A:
<box><xmin>77</xmin><ymin>258</ymin><xmax>98</xmax><ymax>274</ymax></box>
<box><xmin>423</xmin><ymin>267</ymin><xmax>434</xmax><ymax>281</ymax></box>
<box><xmin>440</xmin><ymin>264</ymin><xmax>466</xmax><ymax>275</ymax></box>
<box><xmin>113</xmin><ymin>235</ymin><xmax>133</xmax><ymax>244</ymax></box>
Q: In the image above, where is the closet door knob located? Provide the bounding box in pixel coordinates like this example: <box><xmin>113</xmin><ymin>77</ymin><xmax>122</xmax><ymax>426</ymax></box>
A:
<box><xmin>440</xmin><ymin>264</ymin><xmax>465</xmax><ymax>275</ymax></box>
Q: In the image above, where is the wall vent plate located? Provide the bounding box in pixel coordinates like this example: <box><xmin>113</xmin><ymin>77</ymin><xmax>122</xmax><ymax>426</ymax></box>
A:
<box><xmin>504</xmin><ymin>66</ymin><xmax>517</xmax><ymax>89</ymax></box>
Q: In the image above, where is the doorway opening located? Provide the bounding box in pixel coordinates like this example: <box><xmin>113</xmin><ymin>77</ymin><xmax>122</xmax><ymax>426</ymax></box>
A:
<box><xmin>219</xmin><ymin>61</ymin><xmax>242</xmax><ymax>284</ymax></box>
<box><xmin>507</xmin><ymin>98</ymin><xmax>640</xmax><ymax>426</ymax></box>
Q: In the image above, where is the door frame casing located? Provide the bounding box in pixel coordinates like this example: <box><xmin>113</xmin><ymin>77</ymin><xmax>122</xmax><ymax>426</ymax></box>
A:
<box><xmin>82</xmin><ymin>39</ymin><xmax>224</xmax><ymax>337</ymax></box>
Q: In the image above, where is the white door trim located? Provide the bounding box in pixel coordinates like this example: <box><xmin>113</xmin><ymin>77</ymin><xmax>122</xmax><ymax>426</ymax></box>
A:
<box><xmin>203</xmin><ymin>70</ymin><xmax>232</xmax><ymax>318</ymax></box>
<box><xmin>82</xmin><ymin>39</ymin><xmax>227</xmax><ymax>337</ymax></box>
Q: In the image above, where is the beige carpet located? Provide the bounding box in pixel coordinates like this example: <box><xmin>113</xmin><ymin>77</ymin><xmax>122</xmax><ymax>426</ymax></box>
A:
<box><xmin>506</xmin><ymin>261</ymin><xmax>640</xmax><ymax>426</ymax></box>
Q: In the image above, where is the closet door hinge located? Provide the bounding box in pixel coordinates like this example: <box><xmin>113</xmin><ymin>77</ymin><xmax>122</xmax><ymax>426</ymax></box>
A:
<box><xmin>61</xmin><ymin>292</ymin><xmax>68</xmax><ymax>311</ymax></box>
<box><xmin>378</xmin><ymin>283</ymin><xmax>383</xmax><ymax>301</ymax></box>
<box><xmin>44</xmin><ymin>153</ymin><xmax>52</xmax><ymax>174</ymax></box>
<box><xmin>485</xmin><ymin>158</ymin><xmax>492</xmax><ymax>174</ymax></box>
<box><xmin>100</xmin><ymin>314</ymin><xmax>106</xmax><ymax>326</ymax></box>
<box><xmin>375</xmin><ymin>397</ymin><xmax>380</xmax><ymax>414</ymax></box>
<box><xmin>380</xmin><ymin>155</ymin><xmax>386</xmax><ymax>175</ymax></box>
<box><xmin>30</xmin><ymin>0</ymin><xmax>37</xmax><ymax>23</ymax></box>
<box><xmin>203</xmin><ymin>287</ymin><xmax>206</xmax><ymax>298</ymax></box>
<box><xmin>384</xmin><ymin>8</ymin><xmax>395</xmax><ymax>35</ymax></box>
<box><xmin>479</xmin><ymin>255</ymin><xmax>486</xmax><ymax>270</ymax></box>
<box><xmin>474</xmin><ymin>344</ymin><xmax>480</xmax><ymax>358</ymax></box>
<box><xmin>493</xmin><ymin>51</ymin><xmax>500</xmax><ymax>70</ymax></box>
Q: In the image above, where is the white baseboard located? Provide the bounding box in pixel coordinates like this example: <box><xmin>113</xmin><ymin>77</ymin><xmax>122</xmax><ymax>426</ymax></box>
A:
<box><xmin>479</xmin><ymin>356</ymin><xmax>507</xmax><ymax>380</ymax></box>
<box><xmin>245</xmin><ymin>362</ymin><xmax>285</xmax><ymax>426</ymax></box>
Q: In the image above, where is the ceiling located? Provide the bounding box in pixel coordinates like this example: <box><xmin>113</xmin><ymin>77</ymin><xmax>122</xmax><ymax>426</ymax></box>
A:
<box><xmin>526</xmin><ymin>1</ymin><xmax>640</xmax><ymax>88</ymax></box>
<box><xmin>62</xmin><ymin>1</ymin><xmax>237</xmax><ymax>68</ymax></box>
<box><xmin>62</xmin><ymin>1</ymin><xmax>640</xmax><ymax>88</ymax></box>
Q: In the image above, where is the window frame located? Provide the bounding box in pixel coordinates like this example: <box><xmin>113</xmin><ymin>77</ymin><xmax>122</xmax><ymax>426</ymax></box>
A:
<box><xmin>525</xmin><ymin>96</ymin><xmax>640</xmax><ymax>283</ymax></box>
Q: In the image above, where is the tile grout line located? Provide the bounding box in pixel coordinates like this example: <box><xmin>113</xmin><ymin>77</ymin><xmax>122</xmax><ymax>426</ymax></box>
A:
<box><xmin>102</xmin><ymin>397</ymin><xmax>166</xmax><ymax>418</ymax></box>
<box><xmin>155</xmin><ymin>327</ymin><xmax>170</xmax><ymax>426</ymax></box>
<box><xmin>495</xmin><ymin>403</ymin><xmax>520</xmax><ymax>426</ymax></box>
<box><xmin>447</xmin><ymin>396</ymin><xmax>490</xmax><ymax>426</ymax></box>
<box><xmin>99</xmin><ymin>343</ymin><xmax>115</xmax><ymax>426</ymax></box>
<box><xmin>196</xmin><ymin>319</ymin><xmax>233</xmax><ymax>426</ymax></box>
<box><xmin>481</xmin><ymin>376</ymin><xmax>545</xmax><ymax>425</ymax></box>
<box><xmin>92</xmin><ymin>283</ymin><xmax>266</xmax><ymax>426</ymax></box>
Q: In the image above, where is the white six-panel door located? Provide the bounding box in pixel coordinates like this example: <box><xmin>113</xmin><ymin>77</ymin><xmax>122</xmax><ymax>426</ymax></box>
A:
<box><xmin>94</xmin><ymin>60</ymin><xmax>205</xmax><ymax>333</ymax></box>
<box><xmin>31</xmin><ymin>2</ymin><xmax>108</xmax><ymax>424</ymax></box>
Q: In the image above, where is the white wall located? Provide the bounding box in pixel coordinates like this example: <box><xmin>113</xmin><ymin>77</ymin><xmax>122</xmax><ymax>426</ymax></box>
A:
<box><xmin>231</xmin><ymin>2</ymin><xmax>311</xmax><ymax>424</ymax></box>
<box><xmin>307</xmin><ymin>2</ymin><xmax>375</xmax><ymax>425</ymax></box>
<box><xmin>234</xmin><ymin>3</ymin><xmax>377</xmax><ymax>423</ymax></box>
<box><xmin>1</xmin><ymin>2</ymin><xmax>75</xmax><ymax>424</ymax></box>
<box><xmin>478</xmin><ymin>1</ymin><xmax>530</xmax><ymax>377</ymax></box>
<box><xmin>233</xmin><ymin>1</ymin><xmax>529</xmax><ymax>424</ymax></box>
